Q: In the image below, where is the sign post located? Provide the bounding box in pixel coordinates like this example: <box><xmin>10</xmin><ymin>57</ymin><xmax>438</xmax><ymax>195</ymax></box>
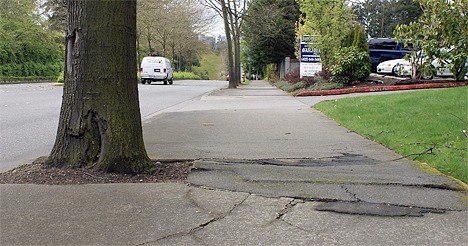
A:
<box><xmin>300</xmin><ymin>35</ymin><xmax>322</xmax><ymax>78</ymax></box>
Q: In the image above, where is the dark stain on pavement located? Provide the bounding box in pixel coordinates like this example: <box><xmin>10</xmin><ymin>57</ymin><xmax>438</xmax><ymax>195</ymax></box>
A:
<box><xmin>315</xmin><ymin>201</ymin><xmax>446</xmax><ymax>217</ymax></box>
<box><xmin>256</xmin><ymin>153</ymin><xmax>380</xmax><ymax>167</ymax></box>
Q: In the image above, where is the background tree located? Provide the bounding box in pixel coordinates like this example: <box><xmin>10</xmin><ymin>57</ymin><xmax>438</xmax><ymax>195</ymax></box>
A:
<box><xmin>0</xmin><ymin>0</ymin><xmax>63</xmax><ymax>80</ymax></box>
<box><xmin>297</xmin><ymin>1</ymin><xmax>371</xmax><ymax>84</ymax></box>
<box><xmin>47</xmin><ymin>0</ymin><xmax>152</xmax><ymax>173</ymax></box>
<box><xmin>395</xmin><ymin>0</ymin><xmax>467</xmax><ymax>80</ymax></box>
<box><xmin>201</xmin><ymin>0</ymin><xmax>249</xmax><ymax>88</ymax></box>
<box><xmin>242</xmin><ymin>0</ymin><xmax>299</xmax><ymax>74</ymax></box>
<box><xmin>40</xmin><ymin>0</ymin><xmax>67</xmax><ymax>32</ymax></box>
<box><xmin>296</xmin><ymin>0</ymin><xmax>353</xmax><ymax>68</ymax></box>
<box><xmin>137</xmin><ymin>0</ymin><xmax>211</xmax><ymax>72</ymax></box>
<box><xmin>353</xmin><ymin>0</ymin><xmax>422</xmax><ymax>38</ymax></box>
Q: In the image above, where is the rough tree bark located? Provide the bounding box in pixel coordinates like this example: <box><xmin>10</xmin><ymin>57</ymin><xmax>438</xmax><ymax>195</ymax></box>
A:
<box><xmin>47</xmin><ymin>0</ymin><xmax>152</xmax><ymax>174</ymax></box>
<box><xmin>229</xmin><ymin>0</ymin><xmax>241</xmax><ymax>86</ymax></box>
<box><xmin>220</xmin><ymin>0</ymin><xmax>237</xmax><ymax>88</ymax></box>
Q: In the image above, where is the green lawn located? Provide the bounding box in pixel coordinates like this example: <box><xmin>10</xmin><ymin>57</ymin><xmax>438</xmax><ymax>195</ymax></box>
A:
<box><xmin>314</xmin><ymin>87</ymin><xmax>468</xmax><ymax>183</ymax></box>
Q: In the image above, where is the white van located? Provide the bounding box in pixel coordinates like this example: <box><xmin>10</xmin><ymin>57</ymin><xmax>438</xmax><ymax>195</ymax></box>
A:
<box><xmin>140</xmin><ymin>56</ymin><xmax>173</xmax><ymax>85</ymax></box>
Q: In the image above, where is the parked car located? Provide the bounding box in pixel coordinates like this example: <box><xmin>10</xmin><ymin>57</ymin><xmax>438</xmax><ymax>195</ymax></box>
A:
<box><xmin>140</xmin><ymin>56</ymin><xmax>173</xmax><ymax>85</ymax></box>
<box><xmin>368</xmin><ymin>38</ymin><xmax>411</xmax><ymax>72</ymax></box>
<box><xmin>393</xmin><ymin>58</ymin><xmax>456</xmax><ymax>78</ymax></box>
<box><xmin>376</xmin><ymin>59</ymin><xmax>406</xmax><ymax>75</ymax></box>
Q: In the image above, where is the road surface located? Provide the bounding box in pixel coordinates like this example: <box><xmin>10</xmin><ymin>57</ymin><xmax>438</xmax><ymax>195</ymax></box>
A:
<box><xmin>0</xmin><ymin>80</ymin><xmax>227</xmax><ymax>171</ymax></box>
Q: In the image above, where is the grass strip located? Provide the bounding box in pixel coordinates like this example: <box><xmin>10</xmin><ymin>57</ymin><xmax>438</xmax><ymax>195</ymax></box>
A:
<box><xmin>314</xmin><ymin>87</ymin><xmax>468</xmax><ymax>183</ymax></box>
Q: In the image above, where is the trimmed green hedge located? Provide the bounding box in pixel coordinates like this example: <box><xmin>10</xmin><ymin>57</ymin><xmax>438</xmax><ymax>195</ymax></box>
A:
<box><xmin>173</xmin><ymin>72</ymin><xmax>201</xmax><ymax>80</ymax></box>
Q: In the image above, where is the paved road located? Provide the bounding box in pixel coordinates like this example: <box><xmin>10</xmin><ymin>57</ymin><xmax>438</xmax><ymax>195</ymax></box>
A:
<box><xmin>0</xmin><ymin>80</ymin><xmax>227</xmax><ymax>171</ymax></box>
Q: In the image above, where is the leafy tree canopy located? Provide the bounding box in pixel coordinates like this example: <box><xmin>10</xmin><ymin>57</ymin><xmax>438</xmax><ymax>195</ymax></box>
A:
<box><xmin>395</xmin><ymin>0</ymin><xmax>467</xmax><ymax>80</ymax></box>
<box><xmin>0</xmin><ymin>0</ymin><xmax>64</xmax><ymax>79</ymax></box>
<box><xmin>353</xmin><ymin>0</ymin><xmax>423</xmax><ymax>38</ymax></box>
<box><xmin>297</xmin><ymin>0</ymin><xmax>353</xmax><ymax>68</ymax></box>
<box><xmin>242</xmin><ymin>0</ymin><xmax>299</xmax><ymax>69</ymax></box>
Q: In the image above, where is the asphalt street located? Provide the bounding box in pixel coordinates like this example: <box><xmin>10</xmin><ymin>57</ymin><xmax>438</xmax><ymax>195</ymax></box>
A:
<box><xmin>0</xmin><ymin>80</ymin><xmax>227</xmax><ymax>171</ymax></box>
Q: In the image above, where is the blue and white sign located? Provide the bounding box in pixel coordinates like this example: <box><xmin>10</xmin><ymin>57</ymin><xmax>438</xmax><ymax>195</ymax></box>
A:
<box><xmin>300</xmin><ymin>35</ymin><xmax>322</xmax><ymax>77</ymax></box>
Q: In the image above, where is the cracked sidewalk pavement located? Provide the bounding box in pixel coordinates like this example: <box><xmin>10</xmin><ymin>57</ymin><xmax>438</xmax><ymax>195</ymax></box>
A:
<box><xmin>147</xmin><ymin>188</ymin><xmax>467</xmax><ymax>246</ymax></box>
<box><xmin>2</xmin><ymin>182</ymin><xmax>466</xmax><ymax>245</ymax></box>
<box><xmin>188</xmin><ymin>158</ymin><xmax>468</xmax><ymax>212</ymax></box>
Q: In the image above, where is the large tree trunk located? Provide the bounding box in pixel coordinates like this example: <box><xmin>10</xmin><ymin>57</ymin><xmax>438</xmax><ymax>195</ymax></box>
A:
<box><xmin>47</xmin><ymin>0</ymin><xmax>152</xmax><ymax>174</ymax></box>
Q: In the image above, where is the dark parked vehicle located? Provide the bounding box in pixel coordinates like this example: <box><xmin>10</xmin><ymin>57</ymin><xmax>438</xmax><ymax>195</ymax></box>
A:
<box><xmin>368</xmin><ymin>38</ymin><xmax>411</xmax><ymax>72</ymax></box>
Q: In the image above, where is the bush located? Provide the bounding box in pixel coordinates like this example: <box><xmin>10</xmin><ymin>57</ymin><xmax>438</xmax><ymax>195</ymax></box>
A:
<box><xmin>305</xmin><ymin>81</ymin><xmax>343</xmax><ymax>91</ymax></box>
<box><xmin>173</xmin><ymin>72</ymin><xmax>201</xmax><ymax>80</ymax></box>
<box><xmin>274</xmin><ymin>80</ymin><xmax>305</xmax><ymax>92</ymax></box>
<box><xmin>0</xmin><ymin>76</ymin><xmax>57</xmax><ymax>83</ymax></box>
<box><xmin>284</xmin><ymin>68</ymin><xmax>301</xmax><ymax>84</ymax></box>
<box><xmin>192</xmin><ymin>66</ymin><xmax>210</xmax><ymax>80</ymax></box>
<box><xmin>329</xmin><ymin>46</ymin><xmax>370</xmax><ymax>85</ymax></box>
<box><xmin>57</xmin><ymin>73</ymin><xmax>64</xmax><ymax>83</ymax></box>
<box><xmin>284</xmin><ymin>68</ymin><xmax>323</xmax><ymax>88</ymax></box>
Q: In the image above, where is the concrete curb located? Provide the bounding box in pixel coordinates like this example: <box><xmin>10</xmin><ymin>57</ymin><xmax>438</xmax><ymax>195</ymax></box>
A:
<box><xmin>296</xmin><ymin>81</ymin><xmax>468</xmax><ymax>97</ymax></box>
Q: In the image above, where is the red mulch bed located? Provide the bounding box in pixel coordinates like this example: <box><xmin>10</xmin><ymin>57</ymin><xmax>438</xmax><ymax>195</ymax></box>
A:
<box><xmin>297</xmin><ymin>75</ymin><xmax>468</xmax><ymax>96</ymax></box>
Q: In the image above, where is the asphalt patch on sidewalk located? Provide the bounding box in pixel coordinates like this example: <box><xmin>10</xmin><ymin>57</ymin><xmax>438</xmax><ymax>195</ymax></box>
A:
<box><xmin>188</xmin><ymin>157</ymin><xmax>468</xmax><ymax>215</ymax></box>
<box><xmin>315</xmin><ymin>201</ymin><xmax>445</xmax><ymax>217</ymax></box>
<box><xmin>255</xmin><ymin>153</ymin><xmax>379</xmax><ymax>167</ymax></box>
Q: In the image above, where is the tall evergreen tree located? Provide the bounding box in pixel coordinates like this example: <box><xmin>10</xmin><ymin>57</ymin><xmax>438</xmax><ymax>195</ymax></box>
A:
<box><xmin>242</xmin><ymin>0</ymin><xmax>299</xmax><ymax>69</ymax></box>
<box><xmin>354</xmin><ymin>0</ymin><xmax>422</xmax><ymax>38</ymax></box>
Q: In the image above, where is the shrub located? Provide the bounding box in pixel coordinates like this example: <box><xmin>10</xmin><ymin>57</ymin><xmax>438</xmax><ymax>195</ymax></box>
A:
<box><xmin>274</xmin><ymin>80</ymin><xmax>304</xmax><ymax>92</ymax></box>
<box><xmin>307</xmin><ymin>81</ymin><xmax>343</xmax><ymax>91</ymax></box>
<box><xmin>192</xmin><ymin>66</ymin><xmax>210</xmax><ymax>80</ymax></box>
<box><xmin>284</xmin><ymin>68</ymin><xmax>301</xmax><ymax>84</ymax></box>
<box><xmin>290</xmin><ymin>82</ymin><xmax>343</xmax><ymax>96</ymax></box>
<box><xmin>173</xmin><ymin>72</ymin><xmax>201</xmax><ymax>80</ymax></box>
<box><xmin>329</xmin><ymin>46</ymin><xmax>370</xmax><ymax>85</ymax></box>
<box><xmin>57</xmin><ymin>73</ymin><xmax>64</xmax><ymax>83</ymax></box>
<box><xmin>316</xmin><ymin>69</ymin><xmax>331</xmax><ymax>81</ymax></box>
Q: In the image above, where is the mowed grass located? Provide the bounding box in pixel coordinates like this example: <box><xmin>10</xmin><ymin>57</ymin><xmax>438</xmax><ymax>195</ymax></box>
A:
<box><xmin>314</xmin><ymin>87</ymin><xmax>468</xmax><ymax>183</ymax></box>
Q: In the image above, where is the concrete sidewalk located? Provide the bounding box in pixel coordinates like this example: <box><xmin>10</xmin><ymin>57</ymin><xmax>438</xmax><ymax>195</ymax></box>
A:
<box><xmin>1</xmin><ymin>80</ymin><xmax>467</xmax><ymax>245</ymax></box>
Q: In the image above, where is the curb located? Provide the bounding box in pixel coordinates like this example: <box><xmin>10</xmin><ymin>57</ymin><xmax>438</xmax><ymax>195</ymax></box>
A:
<box><xmin>296</xmin><ymin>82</ymin><xmax>468</xmax><ymax>97</ymax></box>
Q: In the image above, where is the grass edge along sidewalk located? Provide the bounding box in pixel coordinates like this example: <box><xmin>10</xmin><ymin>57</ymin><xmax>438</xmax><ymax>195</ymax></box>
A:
<box><xmin>297</xmin><ymin>81</ymin><xmax>468</xmax><ymax>96</ymax></box>
<box><xmin>314</xmin><ymin>86</ymin><xmax>468</xmax><ymax>184</ymax></box>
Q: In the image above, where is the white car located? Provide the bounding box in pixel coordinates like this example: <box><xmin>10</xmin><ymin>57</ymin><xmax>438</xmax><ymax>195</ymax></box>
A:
<box><xmin>140</xmin><ymin>56</ymin><xmax>173</xmax><ymax>85</ymax></box>
<box><xmin>393</xmin><ymin>59</ymin><xmax>454</xmax><ymax>78</ymax></box>
<box><xmin>376</xmin><ymin>59</ymin><xmax>406</xmax><ymax>75</ymax></box>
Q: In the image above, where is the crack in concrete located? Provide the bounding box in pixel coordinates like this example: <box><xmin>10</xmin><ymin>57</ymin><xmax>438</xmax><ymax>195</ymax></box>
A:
<box><xmin>278</xmin><ymin>218</ymin><xmax>313</xmax><ymax>233</ymax></box>
<box><xmin>138</xmin><ymin>190</ymin><xmax>250</xmax><ymax>245</ymax></box>
<box><xmin>188</xmin><ymin>191</ymin><xmax>250</xmax><ymax>233</ymax></box>
<box><xmin>341</xmin><ymin>185</ymin><xmax>362</xmax><ymax>202</ymax></box>
<box><xmin>274</xmin><ymin>199</ymin><xmax>302</xmax><ymax>220</ymax></box>
<box><xmin>270</xmin><ymin>199</ymin><xmax>315</xmax><ymax>234</ymax></box>
<box><xmin>186</xmin><ymin>188</ymin><xmax>217</xmax><ymax>217</ymax></box>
